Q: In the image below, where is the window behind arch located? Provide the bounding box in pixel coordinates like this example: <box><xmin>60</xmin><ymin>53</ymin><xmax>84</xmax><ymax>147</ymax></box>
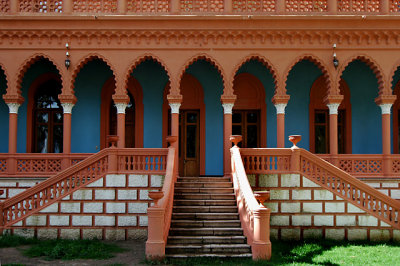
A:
<box><xmin>33</xmin><ymin>79</ymin><xmax>63</xmax><ymax>153</ymax></box>
<box><xmin>109</xmin><ymin>92</ymin><xmax>135</xmax><ymax>148</ymax></box>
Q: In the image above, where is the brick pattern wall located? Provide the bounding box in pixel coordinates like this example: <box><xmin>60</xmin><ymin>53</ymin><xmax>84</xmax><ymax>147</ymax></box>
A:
<box><xmin>4</xmin><ymin>174</ymin><xmax>164</xmax><ymax>240</ymax></box>
<box><xmin>0</xmin><ymin>178</ymin><xmax>44</xmax><ymax>199</ymax></box>
<box><xmin>250</xmin><ymin>174</ymin><xmax>400</xmax><ymax>241</ymax></box>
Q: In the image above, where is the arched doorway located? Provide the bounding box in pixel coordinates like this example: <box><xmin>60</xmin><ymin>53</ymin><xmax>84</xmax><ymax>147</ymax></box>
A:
<box><xmin>100</xmin><ymin>76</ymin><xmax>143</xmax><ymax>149</ymax></box>
<box><xmin>27</xmin><ymin>73</ymin><xmax>63</xmax><ymax>153</ymax></box>
<box><xmin>232</xmin><ymin>73</ymin><xmax>266</xmax><ymax>148</ymax></box>
<box><xmin>309</xmin><ymin>76</ymin><xmax>352</xmax><ymax>154</ymax></box>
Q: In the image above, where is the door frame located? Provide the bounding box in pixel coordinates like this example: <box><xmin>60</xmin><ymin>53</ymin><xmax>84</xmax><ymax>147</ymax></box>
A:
<box><xmin>163</xmin><ymin>73</ymin><xmax>206</xmax><ymax>175</ymax></box>
<box><xmin>179</xmin><ymin>110</ymin><xmax>200</xmax><ymax>177</ymax></box>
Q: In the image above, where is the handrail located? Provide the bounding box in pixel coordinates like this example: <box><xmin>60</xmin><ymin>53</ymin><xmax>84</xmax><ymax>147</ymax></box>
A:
<box><xmin>231</xmin><ymin>145</ymin><xmax>271</xmax><ymax>260</ymax></box>
<box><xmin>0</xmin><ymin>147</ymin><xmax>169</xmax><ymax>230</ymax></box>
<box><xmin>242</xmin><ymin>147</ymin><xmax>400</xmax><ymax>229</ymax></box>
<box><xmin>0</xmin><ymin>0</ymin><xmax>397</xmax><ymax>15</ymax></box>
<box><xmin>146</xmin><ymin>144</ymin><xmax>176</xmax><ymax>259</ymax></box>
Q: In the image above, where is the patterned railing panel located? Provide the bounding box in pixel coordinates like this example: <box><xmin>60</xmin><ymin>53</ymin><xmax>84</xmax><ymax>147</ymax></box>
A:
<box><xmin>1</xmin><ymin>150</ymin><xmax>109</xmax><ymax>227</ymax></box>
<box><xmin>0</xmin><ymin>0</ymin><xmax>10</xmax><ymax>12</ymax></box>
<box><xmin>300</xmin><ymin>150</ymin><xmax>400</xmax><ymax>228</ymax></box>
<box><xmin>73</xmin><ymin>0</ymin><xmax>117</xmax><ymax>13</ymax></box>
<box><xmin>232</xmin><ymin>0</ymin><xmax>275</xmax><ymax>13</ymax></box>
<box><xmin>240</xmin><ymin>148</ymin><xmax>291</xmax><ymax>174</ymax></box>
<box><xmin>390</xmin><ymin>0</ymin><xmax>400</xmax><ymax>12</ymax></box>
<box><xmin>19</xmin><ymin>0</ymin><xmax>63</xmax><ymax>12</ymax></box>
<box><xmin>338</xmin><ymin>0</ymin><xmax>380</xmax><ymax>13</ymax></box>
<box><xmin>117</xmin><ymin>149</ymin><xmax>168</xmax><ymax>173</ymax></box>
<box><xmin>286</xmin><ymin>0</ymin><xmax>327</xmax><ymax>12</ymax></box>
<box><xmin>0</xmin><ymin>159</ymin><xmax>7</xmax><ymax>172</ymax></box>
<box><xmin>127</xmin><ymin>0</ymin><xmax>169</xmax><ymax>13</ymax></box>
<box><xmin>180</xmin><ymin>0</ymin><xmax>224</xmax><ymax>12</ymax></box>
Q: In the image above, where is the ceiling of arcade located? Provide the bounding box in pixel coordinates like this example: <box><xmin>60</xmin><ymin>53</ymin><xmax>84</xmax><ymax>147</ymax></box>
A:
<box><xmin>1</xmin><ymin>16</ymin><xmax>400</xmax><ymax>99</ymax></box>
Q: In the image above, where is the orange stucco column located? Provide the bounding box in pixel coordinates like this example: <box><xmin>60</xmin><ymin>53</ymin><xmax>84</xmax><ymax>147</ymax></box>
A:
<box><xmin>327</xmin><ymin>103</ymin><xmax>340</xmax><ymax>157</ymax></box>
<box><xmin>222</xmin><ymin>103</ymin><xmax>234</xmax><ymax>176</ymax></box>
<box><xmin>274</xmin><ymin>103</ymin><xmax>287</xmax><ymax>148</ymax></box>
<box><xmin>7</xmin><ymin>103</ymin><xmax>20</xmax><ymax>175</ymax></box>
<box><xmin>7</xmin><ymin>103</ymin><xmax>20</xmax><ymax>154</ymax></box>
<box><xmin>115</xmin><ymin>103</ymin><xmax>128</xmax><ymax>148</ymax></box>
<box><xmin>169</xmin><ymin>102</ymin><xmax>181</xmax><ymax>175</ymax></box>
<box><xmin>61</xmin><ymin>103</ymin><xmax>74</xmax><ymax>154</ymax></box>
<box><xmin>380</xmin><ymin>104</ymin><xmax>392</xmax><ymax>176</ymax></box>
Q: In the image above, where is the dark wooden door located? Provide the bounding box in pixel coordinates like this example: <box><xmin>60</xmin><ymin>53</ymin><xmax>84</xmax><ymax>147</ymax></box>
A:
<box><xmin>179</xmin><ymin>110</ymin><xmax>200</xmax><ymax>177</ymax></box>
<box><xmin>232</xmin><ymin>110</ymin><xmax>260</xmax><ymax>148</ymax></box>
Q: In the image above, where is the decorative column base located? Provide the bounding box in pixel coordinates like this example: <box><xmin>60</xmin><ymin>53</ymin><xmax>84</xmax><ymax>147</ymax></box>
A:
<box><xmin>252</xmin><ymin>241</ymin><xmax>272</xmax><ymax>260</ymax></box>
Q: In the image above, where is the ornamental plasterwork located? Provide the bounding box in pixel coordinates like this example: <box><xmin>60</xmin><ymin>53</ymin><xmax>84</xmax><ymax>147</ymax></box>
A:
<box><xmin>61</xmin><ymin>102</ymin><xmax>74</xmax><ymax>114</ymax></box>
<box><xmin>222</xmin><ymin>103</ymin><xmax>234</xmax><ymax>114</ymax></box>
<box><xmin>275</xmin><ymin>103</ymin><xmax>287</xmax><ymax>114</ymax></box>
<box><xmin>379</xmin><ymin>103</ymin><xmax>392</xmax><ymax>115</ymax></box>
<box><xmin>1</xmin><ymin>29</ymin><xmax>400</xmax><ymax>47</ymax></box>
<box><xmin>327</xmin><ymin>103</ymin><xmax>340</xmax><ymax>115</ymax></box>
<box><xmin>115</xmin><ymin>102</ymin><xmax>128</xmax><ymax>114</ymax></box>
<box><xmin>169</xmin><ymin>103</ymin><xmax>181</xmax><ymax>114</ymax></box>
<box><xmin>7</xmin><ymin>103</ymin><xmax>20</xmax><ymax>114</ymax></box>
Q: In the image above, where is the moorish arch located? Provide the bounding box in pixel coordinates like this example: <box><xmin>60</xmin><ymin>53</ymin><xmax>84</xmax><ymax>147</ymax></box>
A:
<box><xmin>71</xmin><ymin>54</ymin><xmax>118</xmax><ymax>97</ymax></box>
<box><xmin>10</xmin><ymin>54</ymin><xmax>62</xmax><ymax>101</ymax></box>
<box><xmin>231</xmin><ymin>55</ymin><xmax>279</xmax><ymax>96</ymax></box>
<box><xmin>338</xmin><ymin>55</ymin><xmax>386</xmax><ymax>96</ymax></box>
<box><xmin>177</xmin><ymin>54</ymin><xmax>227</xmax><ymax>96</ymax></box>
<box><xmin>0</xmin><ymin>62</ymin><xmax>9</xmax><ymax>91</ymax></box>
<box><xmin>284</xmin><ymin>54</ymin><xmax>332</xmax><ymax>96</ymax></box>
<box><xmin>124</xmin><ymin>54</ymin><xmax>171</xmax><ymax>96</ymax></box>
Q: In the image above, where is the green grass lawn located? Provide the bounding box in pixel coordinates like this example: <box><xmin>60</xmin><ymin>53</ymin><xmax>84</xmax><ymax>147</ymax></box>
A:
<box><xmin>165</xmin><ymin>240</ymin><xmax>400</xmax><ymax>266</ymax></box>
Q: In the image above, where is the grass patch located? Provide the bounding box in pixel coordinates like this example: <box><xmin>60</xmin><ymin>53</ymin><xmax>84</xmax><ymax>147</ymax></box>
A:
<box><xmin>23</xmin><ymin>238</ymin><xmax>125</xmax><ymax>260</ymax></box>
<box><xmin>0</xmin><ymin>234</ymin><xmax>38</xmax><ymax>248</ymax></box>
<box><xmin>163</xmin><ymin>240</ymin><xmax>400</xmax><ymax>266</ymax></box>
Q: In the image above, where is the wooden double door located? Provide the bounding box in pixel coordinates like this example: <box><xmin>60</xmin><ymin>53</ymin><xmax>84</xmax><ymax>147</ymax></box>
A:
<box><xmin>179</xmin><ymin>110</ymin><xmax>200</xmax><ymax>177</ymax></box>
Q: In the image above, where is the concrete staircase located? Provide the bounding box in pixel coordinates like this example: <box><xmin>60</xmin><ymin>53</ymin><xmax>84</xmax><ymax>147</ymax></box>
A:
<box><xmin>166</xmin><ymin>176</ymin><xmax>252</xmax><ymax>258</ymax></box>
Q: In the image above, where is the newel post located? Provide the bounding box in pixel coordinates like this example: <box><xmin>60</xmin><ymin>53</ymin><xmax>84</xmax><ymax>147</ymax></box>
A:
<box><xmin>289</xmin><ymin>135</ymin><xmax>301</xmax><ymax>172</ymax></box>
<box><xmin>252</xmin><ymin>207</ymin><xmax>271</xmax><ymax>260</ymax></box>
<box><xmin>146</xmin><ymin>191</ymin><xmax>165</xmax><ymax>260</ymax></box>
<box><xmin>107</xmin><ymin>136</ymin><xmax>119</xmax><ymax>174</ymax></box>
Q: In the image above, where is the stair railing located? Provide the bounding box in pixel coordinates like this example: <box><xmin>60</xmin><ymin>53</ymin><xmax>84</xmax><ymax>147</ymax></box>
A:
<box><xmin>230</xmin><ymin>135</ymin><xmax>271</xmax><ymax>260</ymax></box>
<box><xmin>146</xmin><ymin>136</ymin><xmax>177</xmax><ymax>260</ymax></box>
<box><xmin>0</xmin><ymin>146</ymin><xmax>169</xmax><ymax>233</ymax></box>
<box><xmin>239</xmin><ymin>137</ymin><xmax>400</xmax><ymax>229</ymax></box>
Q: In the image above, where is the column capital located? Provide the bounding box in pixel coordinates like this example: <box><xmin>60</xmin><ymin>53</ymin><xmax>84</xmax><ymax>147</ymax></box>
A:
<box><xmin>115</xmin><ymin>102</ymin><xmax>128</xmax><ymax>114</ymax></box>
<box><xmin>272</xmin><ymin>94</ymin><xmax>290</xmax><ymax>105</ymax></box>
<box><xmin>7</xmin><ymin>103</ymin><xmax>21</xmax><ymax>114</ymax></box>
<box><xmin>324</xmin><ymin>94</ymin><xmax>343</xmax><ymax>105</ymax></box>
<box><xmin>58</xmin><ymin>94</ymin><xmax>77</xmax><ymax>105</ymax></box>
<box><xmin>169</xmin><ymin>103</ymin><xmax>181</xmax><ymax>114</ymax></box>
<box><xmin>375</xmin><ymin>94</ymin><xmax>396</xmax><ymax>106</ymax></box>
<box><xmin>61</xmin><ymin>102</ymin><xmax>75</xmax><ymax>114</ymax></box>
<box><xmin>167</xmin><ymin>94</ymin><xmax>183</xmax><ymax>104</ymax></box>
<box><xmin>222</xmin><ymin>103</ymin><xmax>234</xmax><ymax>114</ymax></box>
<box><xmin>379</xmin><ymin>103</ymin><xmax>393</xmax><ymax>115</ymax></box>
<box><xmin>274</xmin><ymin>103</ymin><xmax>287</xmax><ymax>114</ymax></box>
<box><xmin>220</xmin><ymin>94</ymin><xmax>236</xmax><ymax>105</ymax></box>
<box><xmin>112</xmin><ymin>94</ymin><xmax>130</xmax><ymax>104</ymax></box>
<box><xmin>327</xmin><ymin>103</ymin><xmax>340</xmax><ymax>115</ymax></box>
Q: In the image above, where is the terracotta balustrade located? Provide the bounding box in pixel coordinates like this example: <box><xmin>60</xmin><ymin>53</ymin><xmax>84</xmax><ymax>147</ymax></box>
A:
<box><xmin>146</xmin><ymin>136</ymin><xmax>177</xmax><ymax>260</ymax></box>
<box><xmin>0</xmin><ymin>146</ymin><xmax>170</xmax><ymax>231</ymax></box>
<box><xmin>240</xmin><ymin>136</ymin><xmax>400</xmax><ymax>229</ymax></box>
<box><xmin>0</xmin><ymin>0</ymin><xmax>396</xmax><ymax>15</ymax></box>
<box><xmin>230</xmin><ymin>135</ymin><xmax>271</xmax><ymax>260</ymax></box>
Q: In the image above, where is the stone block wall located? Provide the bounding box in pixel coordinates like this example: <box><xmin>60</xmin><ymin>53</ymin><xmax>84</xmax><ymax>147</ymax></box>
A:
<box><xmin>250</xmin><ymin>174</ymin><xmax>400</xmax><ymax>241</ymax></box>
<box><xmin>0</xmin><ymin>178</ymin><xmax>44</xmax><ymax>200</ymax></box>
<box><xmin>362</xmin><ymin>179</ymin><xmax>400</xmax><ymax>200</ymax></box>
<box><xmin>4</xmin><ymin>174</ymin><xmax>164</xmax><ymax>240</ymax></box>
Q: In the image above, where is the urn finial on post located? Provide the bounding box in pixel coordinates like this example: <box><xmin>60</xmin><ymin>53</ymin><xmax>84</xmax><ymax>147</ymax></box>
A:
<box><xmin>230</xmin><ymin>135</ymin><xmax>242</xmax><ymax>147</ymax></box>
<box><xmin>289</xmin><ymin>135</ymin><xmax>301</xmax><ymax>148</ymax></box>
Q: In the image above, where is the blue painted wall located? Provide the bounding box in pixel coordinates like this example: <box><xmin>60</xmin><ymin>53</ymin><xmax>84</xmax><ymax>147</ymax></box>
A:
<box><xmin>19</xmin><ymin>60</ymin><xmax>59</xmax><ymax>153</ymax></box>
<box><xmin>342</xmin><ymin>60</ymin><xmax>381</xmax><ymax>154</ymax></box>
<box><xmin>285</xmin><ymin>60</ymin><xmax>322</xmax><ymax>149</ymax></box>
<box><xmin>131</xmin><ymin>60</ymin><xmax>168</xmax><ymax>148</ymax></box>
<box><xmin>186</xmin><ymin>60</ymin><xmax>224</xmax><ymax>175</ymax></box>
<box><xmin>237</xmin><ymin>60</ymin><xmax>277</xmax><ymax>147</ymax></box>
<box><xmin>71</xmin><ymin>60</ymin><xmax>112</xmax><ymax>153</ymax></box>
<box><xmin>0</xmin><ymin>69</ymin><xmax>8</xmax><ymax>153</ymax></box>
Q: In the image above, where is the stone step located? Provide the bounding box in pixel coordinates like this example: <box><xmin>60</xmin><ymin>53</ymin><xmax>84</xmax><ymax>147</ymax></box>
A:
<box><xmin>166</xmin><ymin>244</ymin><xmax>251</xmax><ymax>254</ymax></box>
<box><xmin>172</xmin><ymin>212</ymin><xmax>239</xmax><ymax>220</ymax></box>
<box><xmin>167</xmin><ymin>235</ymin><xmax>247</xmax><ymax>245</ymax></box>
<box><xmin>174</xmin><ymin>193</ymin><xmax>235</xmax><ymax>200</ymax></box>
<box><xmin>173</xmin><ymin>199</ymin><xmax>236</xmax><ymax>206</ymax></box>
<box><xmin>177</xmin><ymin>177</ymin><xmax>231</xmax><ymax>182</ymax></box>
<box><xmin>171</xmin><ymin>220</ymin><xmax>241</xmax><ymax>228</ymax></box>
<box><xmin>166</xmin><ymin>253</ymin><xmax>252</xmax><ymax>258</ymax></box>
<box><xmin>175</xmin><ymin>182</ymin><xmax>233</xmax><ymax>188</ymax></box>
<box><xmin>173</xmin><ymin>206</ymin><xmax>238</xmax><ymax>213</ymax></box>
<box><xmin>174</xmin><ymin>188</ymin><xmax>234</xmax><ymax>194</ymax></box>
<box><xmin>169</xmin><ymin>227</ymin><xmax>244</xmax><ymax>236</ymax></box>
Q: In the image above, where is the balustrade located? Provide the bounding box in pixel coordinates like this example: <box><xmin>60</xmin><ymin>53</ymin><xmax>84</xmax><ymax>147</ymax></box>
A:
<box><xmin>1</xmin><ymin>0</ymin><xmax>397</xmax><ymax>14</ymax></box>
